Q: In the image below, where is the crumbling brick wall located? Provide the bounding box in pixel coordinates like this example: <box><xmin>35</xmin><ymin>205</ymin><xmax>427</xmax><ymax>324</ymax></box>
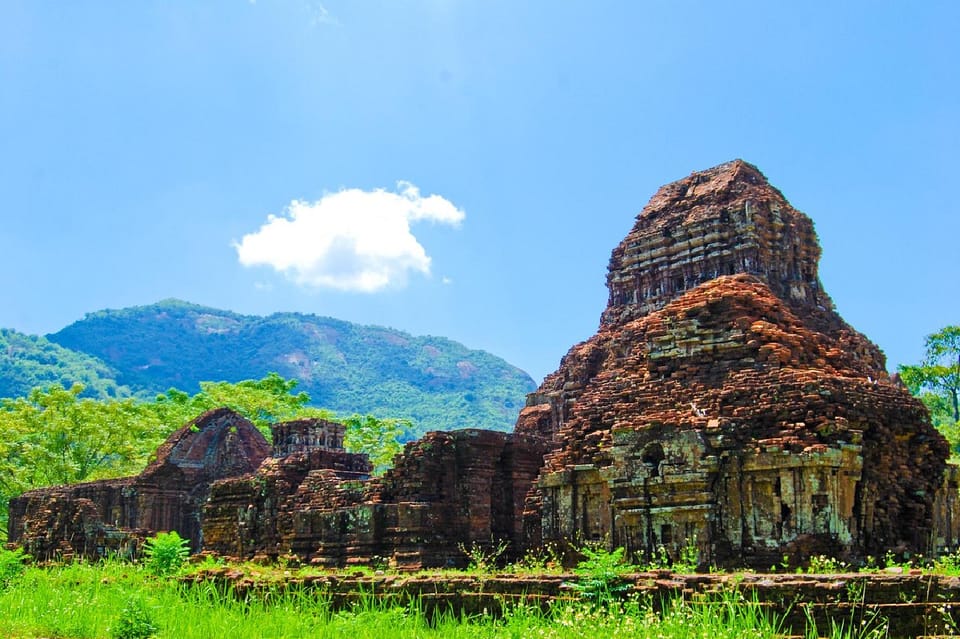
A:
<box><xmin>202</xmin><ymin>429</ymin><xmax>552</xmax><ymax>569</ymax></box>
<box><xmin>9</xmin><ymin>408</ymin><xmax>270</xmax><ymax>558</ymax></box>
<box><xmin>522</xmin><ymin>160</ymin><xmax>959</xmax><ymax>568</ymax></box>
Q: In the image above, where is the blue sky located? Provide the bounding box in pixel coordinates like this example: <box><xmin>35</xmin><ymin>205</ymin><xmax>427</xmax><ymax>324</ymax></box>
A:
<box><xmin>1</xmin><ymin>1</ymin><xmax>957</xmax><ymax>383</ymax></box>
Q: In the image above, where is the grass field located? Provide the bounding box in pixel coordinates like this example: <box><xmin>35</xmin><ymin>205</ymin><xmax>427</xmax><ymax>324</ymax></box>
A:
<box><xmin>0</xmin><ymin>559</ymin><xmax>826</xmax><ymax>639</ymax></box>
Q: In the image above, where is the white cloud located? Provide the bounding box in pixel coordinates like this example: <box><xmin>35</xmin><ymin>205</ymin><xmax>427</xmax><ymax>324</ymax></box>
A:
<box><xmin>303</xmin><ymin>1</ymin><xmax>337</xmax><ymax>26</ymax></box>
<box><xmin>235</xmin><ymin>182</ymin><xmax>465</xmax><ymax>292</ymax></box>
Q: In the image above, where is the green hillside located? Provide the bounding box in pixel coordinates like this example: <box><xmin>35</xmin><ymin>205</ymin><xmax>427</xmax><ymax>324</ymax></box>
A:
<box><xmin>46</xmin><ymin>300</ymin><xmax>536</xmax><ymax>435</ymax></box>
<box><xmin>0</xmin><ymin>329</ymin><xmax>130</xmax><ymax>400</ymax></box>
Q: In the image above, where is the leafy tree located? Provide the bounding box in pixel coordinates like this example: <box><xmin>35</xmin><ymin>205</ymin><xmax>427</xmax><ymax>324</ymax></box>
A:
<box><xmin>899</xmin><ymin>326</ymin><xmax>960</xmax><ymax>425</ymax></box>
<box><xmin>0</xmin><ymin>384</ymin><xmax>164</xmax><ymax>487</ymax></box>
<box><xmin>899</xmin><ymin>326</ymin><xmax>960</xmax><ymax>454</ymax></box>
<box><xmin>0</xmin><ymin>383</ymin><xmax>166</xmax><ymax>537</ymax></box>
<box><xmin>151</xmin><ymin>372</ymin><xmax>324</xmax><ymax>438</ymax></box>
<box><xmin>343</xmin><ymin>414</ymin><xmax>411</xmax><ymax>474</ymax></box>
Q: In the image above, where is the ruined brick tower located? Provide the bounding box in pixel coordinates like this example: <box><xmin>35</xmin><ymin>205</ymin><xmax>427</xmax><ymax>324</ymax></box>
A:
<box><xmin>517</xmin><ymin>160</ymin><xmax>959</xmax><ymax>568</ymax></box>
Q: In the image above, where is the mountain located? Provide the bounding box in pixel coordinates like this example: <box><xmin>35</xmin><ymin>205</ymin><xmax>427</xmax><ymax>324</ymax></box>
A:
<box><xmin>0</xmin><ymin>328</ymin><xmax>130</xmax><ymax>400</ymax></box>
<box><xmin>44</xmin><ymin>299</ymin><xmax>536</xmax><ymax>434</ymax></box>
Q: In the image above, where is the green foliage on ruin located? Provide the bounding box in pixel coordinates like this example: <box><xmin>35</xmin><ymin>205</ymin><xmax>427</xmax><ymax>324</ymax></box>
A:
<box><xmin>142</xmin><ymin>531</ymin><xmax>190</xmax><ymax>578</ymax></box>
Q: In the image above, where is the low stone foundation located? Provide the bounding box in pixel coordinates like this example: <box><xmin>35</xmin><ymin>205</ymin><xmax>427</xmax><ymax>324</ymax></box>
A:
<box><xmin>181</xmin><ymin>568</ymin><xmax>960</xmax><ymax>638</ymax></box>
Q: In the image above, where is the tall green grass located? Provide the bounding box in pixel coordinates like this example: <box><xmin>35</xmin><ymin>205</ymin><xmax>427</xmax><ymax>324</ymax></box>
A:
<box><xmin>0</xmin><ymin>560</ymin><xmax>873</xmax><ymax>639</ymax></box>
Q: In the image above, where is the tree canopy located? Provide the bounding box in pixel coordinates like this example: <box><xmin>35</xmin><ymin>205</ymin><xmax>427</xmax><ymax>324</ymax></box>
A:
<box><xmin>0</xmin><ymin>383</ymin><xmax>166</xmax><ymax>537</ymax></box>
<box><xmin>343</xmin><ymin>414</ymin><xmax>411</xmax><ymax>474</ymax></box>
<box><xmin>899</xmin><ymin>325</ymin><xmax>960</xmax><ymax>452</ymax></box>
<box><xmin>152</xmin><ymin>372</ymin><xmax>326</xmax><ymax>437</ymax></box>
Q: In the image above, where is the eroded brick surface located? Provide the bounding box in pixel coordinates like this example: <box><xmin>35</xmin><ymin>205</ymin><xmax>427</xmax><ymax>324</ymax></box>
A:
<box><xmin>9</xmin><ymin>408</ymin><xmax>270</xmax><ymax>558</ymax></box>
<box><xmin>522</xmin><ymin>160</ymin><xmax>959</xmax><ymax>568</ymax></box>
<box><xmin>203</xmin><ymin>428</ymin><xmax>551</xmax><ymax>569</ymax></box>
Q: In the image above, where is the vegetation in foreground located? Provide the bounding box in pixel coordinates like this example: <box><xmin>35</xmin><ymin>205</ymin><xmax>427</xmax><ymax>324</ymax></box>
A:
<box><xmin>0</xmin><ymin>555</ymin><xmax>817</xmax><ymax>639</ymax></box>
<box><xmin>11</xmin><ymin>538</ymin><xmax>960</xmax><ymax>639</ymax></box>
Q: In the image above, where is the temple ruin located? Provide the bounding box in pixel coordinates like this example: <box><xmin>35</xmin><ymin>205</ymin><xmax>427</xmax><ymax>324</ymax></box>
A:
<box><xmin>517</xmin><ymin>159</ymin><xmax>960</xmax><ymax>567</ymax></box>
<box><xmin>10</xmin><ymin>160</ymin><xmax>959</xmax><ymax>569</ymax></box>
<box><xmin>9</xmin><ymin>408</ymin><xmax>271</xmax><ymax>558</ymax></box>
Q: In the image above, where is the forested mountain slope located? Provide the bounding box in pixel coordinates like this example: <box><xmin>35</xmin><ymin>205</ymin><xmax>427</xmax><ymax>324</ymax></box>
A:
<box><xmin>0</xmin><ymin>329</ymin><xmax>129</xmax><ymax>400</ymax></box>
<box><xmin>44</xmin><ymin>300</ymin><xmax>535</xmax><ymax>435</ymax></box>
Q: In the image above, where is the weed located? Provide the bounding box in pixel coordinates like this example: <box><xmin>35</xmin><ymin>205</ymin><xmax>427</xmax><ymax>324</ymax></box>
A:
<box><xmin>0</xmin><ymin>546</ymin><xmax>28</xmax><ymax>589</ymax></box>
<box><xmin>0</xmin><ymin>555</ymin><xmax>901</xmax><ymax>639</ymax></box>
<box><xmin>780</xmin><ymin>554</ymin><xmax>791</xmax><ymax>572</ymax></box>
<box><xmin>511</xmin><ymin>541</ymin><xmax>562</xmax><ymax>573</ymax></box>
<box><xmin>142</xmin><ymin>530</ymin><xmax>190</xmax><ymax>577</ymax></box>
<box><xmin>934</xmin><ymin>548</ymin><xmax>960</xmax><ymax>575</ymax></box>
<box><xmin>801</xmin><ymin>596</ymin><xmax>887</xmax><ymax>639</ymax></box>
<box><xmin>458</xmin><ymin>539</ymin><xmax>509</xmax><ymax>572</ymax></box>
<box><xmin>110</xmin><ymin>597</ymin><xmax>157</xmax><ymax>639</ymax></box>
<box><xmin>673</xmin><ymin>537</ymin><xmax>701</xmax><ymax>573</ymax></box>
<box><xmin>566</xmin><ymin>543</ymin><xmax>633</xmax><ymax>607</ymax></box>
<box><xmin>633</xmin><ymin>543</ymin><xmax>671</xmax><ymax>570</ymax></box>
<box><xmin>807</xmin><ymin>554</ymin><xmax>845</xmax><ymax>574</ymax></box>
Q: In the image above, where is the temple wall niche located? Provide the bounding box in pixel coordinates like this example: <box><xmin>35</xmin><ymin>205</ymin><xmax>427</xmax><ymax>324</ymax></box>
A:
<box><xmin>538</xmin><ymin>428</ymin><xmax>865</xmax><ymax>567</ymax></box>
<box><xmin>608</xmin><ymin>429</ymin><xmax>716</xmax><ymax>561</ymax></box>
<box><xmin>715</xmin><ymin>444</ymin><xmax>863</xmax><ymax>557</ymax></box>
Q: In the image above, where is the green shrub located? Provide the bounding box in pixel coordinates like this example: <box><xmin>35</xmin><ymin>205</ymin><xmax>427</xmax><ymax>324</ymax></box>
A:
<box><xmin>566</xmin><ymin>544</ymin><xmax>633</xmax><ymax>606</ymax></box>
<box><xmin>672</xmin><ymin>538</ymin><xmax>701</xmax><ymax>573</ymax></box>
<box><xmin>110</xmin><ymin>597</ymin><xmax>157</xmax><ymax>639</ymax></box>
<box><xmin>0</xmin><ymin>547</ymin><xmax>28</xmax><ymax>588</ymax></box>
<box><xmin>142</xmin><ymin>531</ymin><xmax>190</xmax><ymax>577</ymax></box>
